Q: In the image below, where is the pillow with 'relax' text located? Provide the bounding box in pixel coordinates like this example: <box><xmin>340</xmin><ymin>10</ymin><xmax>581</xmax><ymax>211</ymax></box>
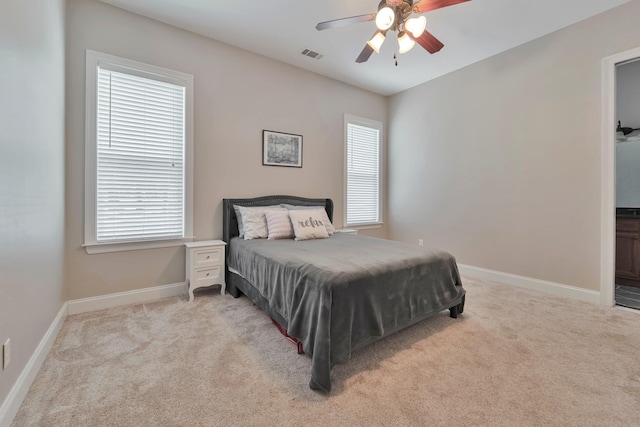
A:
<box><xmin>280</xmin><ymin>204</ymin><xmax>335</xmax><ymax>235</ymax></box>
<box><xmin>289</xmin><ymin>209</ymin><xmax>330</xmax><ymax>241</ymax></box>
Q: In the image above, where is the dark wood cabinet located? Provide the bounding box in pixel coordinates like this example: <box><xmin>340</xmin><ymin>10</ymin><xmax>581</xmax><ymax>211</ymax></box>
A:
<box><xmin>616</xmin><ymin>218</ymin><xmax>640</xmax><ymax>288</ymax></box>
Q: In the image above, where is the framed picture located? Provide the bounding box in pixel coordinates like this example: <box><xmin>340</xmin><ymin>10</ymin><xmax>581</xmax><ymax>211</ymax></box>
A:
<box><xmin>262</xmin><ymin>130</ymin><xmax>303</xmax><ymax>168</ymax></box>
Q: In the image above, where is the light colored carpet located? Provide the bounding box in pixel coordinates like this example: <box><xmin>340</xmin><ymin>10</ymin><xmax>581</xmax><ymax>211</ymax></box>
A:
<box><xmin>12</xmin><ymin>277</ymin><xmax>640</xmax><ymax>426</ymax></box>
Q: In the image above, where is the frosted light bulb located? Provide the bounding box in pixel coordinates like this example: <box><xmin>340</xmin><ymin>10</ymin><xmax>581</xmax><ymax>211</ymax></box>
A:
<box><xmin>375</xmin><ymin>7</ymin><xmax>395</xmax><ymax>31</ymax></box>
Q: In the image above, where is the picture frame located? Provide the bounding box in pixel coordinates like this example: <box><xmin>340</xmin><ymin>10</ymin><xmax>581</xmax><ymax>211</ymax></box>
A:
<box><xmin>262</xmin><ymin>130</ymin><xmax>303</xmax><ymax>168</ymax></box>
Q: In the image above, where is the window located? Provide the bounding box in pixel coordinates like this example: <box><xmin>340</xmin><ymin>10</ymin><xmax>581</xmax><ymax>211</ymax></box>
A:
<box><xmin>344</xmin><ymin>114</ymin><xmax>383</xmax><ymax>227</ymax></box>
<box><xmin>84</xmin><ymin>50</ymin><xmax>193</xmax><ymax>254</ymax></box>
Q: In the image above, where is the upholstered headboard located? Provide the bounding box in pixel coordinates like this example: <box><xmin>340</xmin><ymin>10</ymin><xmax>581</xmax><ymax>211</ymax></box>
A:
<box><xmin>222</xmin><ymin>195</ymin><xmax>334</xmax><ymax>245</ymax></box>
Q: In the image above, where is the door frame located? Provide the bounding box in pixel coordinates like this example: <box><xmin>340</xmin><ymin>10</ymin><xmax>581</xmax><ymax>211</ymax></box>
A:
<box><xmin>600</xmin><ymin>46</ymin><xmax>640</xmax><ymax>306</ymax></box>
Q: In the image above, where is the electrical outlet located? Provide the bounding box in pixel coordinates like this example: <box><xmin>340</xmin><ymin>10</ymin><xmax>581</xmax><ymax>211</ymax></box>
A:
<box><xmin>3</xmin><ymin>339</ymin><xmax>10</xmax><ymax>370</ymax></box>
<box><xmin>418</xmin><ymin>239</ymin><xmax>424</xmax><ymax>247</ymax></box>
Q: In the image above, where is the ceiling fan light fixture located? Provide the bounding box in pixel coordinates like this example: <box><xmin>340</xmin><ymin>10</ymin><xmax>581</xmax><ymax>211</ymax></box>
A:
<box><xmin>397</xmin><ymin>31</ymin><xmax>415</xmax><ymax>54</ymax></box>
<box><xmin>405</xmin><ymin>15</ymin><xmax>426</xmax><ymax>38</ymax></box>
<box><xmin>367</xmin><ymin>31</ymin><xmax>386</xmax><ymax>54</ymax></box>
<box><xmin>375</xmin><ymin>7</ymin><xmax>395</xmax><ymax>31</ymax></box>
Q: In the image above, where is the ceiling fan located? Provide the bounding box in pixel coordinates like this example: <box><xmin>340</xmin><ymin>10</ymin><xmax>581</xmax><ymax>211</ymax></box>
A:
<box><xmin>316</xmin><ymin>0</ymin><xmax>472</xmax><ymax>64</ymax></box>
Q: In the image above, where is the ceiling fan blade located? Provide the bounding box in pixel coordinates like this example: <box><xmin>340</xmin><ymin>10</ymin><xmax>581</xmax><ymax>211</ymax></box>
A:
<box><xmin>412</xmin><ymin>0</ymin><xmax>471</xmax><ymax>14</ymax></box>
<box><xmin>316</xmin><ymin>13</ymin><xmax>376</xmax><ymax>31</ymax></box>
<box><xmin>355</xmin><ymin>44</ymin><xmax>375</xmax><ymax>63</ymax></box>
<box><xmin>355</xmin><ymin>31</ymin><xmax>380</xmax><ymax>63</ymax></box>
<box><xmin>413</xmin><ymin>30</ymin><xmax>444</xmax><ymax>54</ymax></box>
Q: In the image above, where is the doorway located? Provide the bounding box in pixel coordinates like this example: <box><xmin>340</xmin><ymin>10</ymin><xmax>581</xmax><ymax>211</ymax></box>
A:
<box><xmin>602</xmin><ymin>47</ymin><xmax>640</xmax><ymax>309</ymax></box>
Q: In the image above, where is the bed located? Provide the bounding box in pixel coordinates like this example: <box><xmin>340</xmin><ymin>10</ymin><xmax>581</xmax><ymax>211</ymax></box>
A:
<box><xmin>222</xmin><ymin>195</ymin><xmax>465</xmax><ymax>392</ymax></box>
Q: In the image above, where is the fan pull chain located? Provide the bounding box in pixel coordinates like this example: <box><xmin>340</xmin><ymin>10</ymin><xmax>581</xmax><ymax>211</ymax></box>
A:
<box><xmin>394</xmin><ymin>52</ymin><xmax>398</xmax><ymax>67</ymax></box>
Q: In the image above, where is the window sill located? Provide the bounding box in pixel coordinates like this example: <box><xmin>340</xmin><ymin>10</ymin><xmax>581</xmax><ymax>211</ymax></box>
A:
<box><xmin>345</xmin><ymin>222</ymin><xmax>384</xmax><ymax>230</ymax></box>
<box><xmin>84</xmin><ymin>237</ymin><xmax>194</xmax><ymax>254</ymax></box>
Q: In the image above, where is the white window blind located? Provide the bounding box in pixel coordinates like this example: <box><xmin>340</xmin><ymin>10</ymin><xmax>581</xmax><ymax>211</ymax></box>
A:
<box><xmin>346</xmin><ymin>118</ymin><xmax>381</xmax><ymax>226</ymax></box>
<box><xmin>95</xmin><ymin>66</ymin><xmax>186</xmax><ymax>243</ymax></box>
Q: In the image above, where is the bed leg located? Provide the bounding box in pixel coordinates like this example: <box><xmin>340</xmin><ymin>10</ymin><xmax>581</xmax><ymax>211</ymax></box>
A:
<box><xmin>449</xmin><ymin>295</ymin><xmax>466</xmax><ymax>319</ymax></box>
<box><xmin>449</xmin><ymin>305</ymin><xmax>460</xmax><ymax>318</ymax></box>
<box><xmin>227</xmin><ymin>283</ymin><xmax>241</xmax><ymax>298</ymax></box>
<box><xmin>297</xmin><ymin>342</ymin><xmax>304</xmax><ymax>355</ymax></box>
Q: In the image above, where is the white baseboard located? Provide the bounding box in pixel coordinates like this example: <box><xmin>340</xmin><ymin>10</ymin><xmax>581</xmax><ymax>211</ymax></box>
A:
<box><xmin>458</xmin><ymin>264</ymin><xmax>601</xmax><ymax>304</ymax></box>
<box><xmin>66</xmin><ymin>282</ymin><xmax>187</xmax><ymax>315</ymax></box>
<box><xmin>0</xmin><ymin>303</ymin><xmax>68</xmax><ymax>427</ymax></box>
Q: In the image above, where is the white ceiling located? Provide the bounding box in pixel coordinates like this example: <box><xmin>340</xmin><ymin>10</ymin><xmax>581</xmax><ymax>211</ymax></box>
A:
<box><xmin>99</xmin><ymin>0</ymin><xmax>630</xmax><ymax>96</ymax></box>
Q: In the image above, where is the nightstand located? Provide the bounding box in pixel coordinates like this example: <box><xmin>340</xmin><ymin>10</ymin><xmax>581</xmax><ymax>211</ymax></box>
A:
<box><xmin>335</xmin><ymin>228</ymin><xmax>358</xmax><ymax>235</ymax></box>
<box><xmin>185</xmin><ymin>240</ymin><xmax>227</xmax><ymax>301</ymax></box>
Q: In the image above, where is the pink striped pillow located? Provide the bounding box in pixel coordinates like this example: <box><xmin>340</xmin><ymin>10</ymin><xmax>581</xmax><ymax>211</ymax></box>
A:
<box><xmin>265</xmin><ymin>210</ymin><xmax>294</xmax><ymax>240</ymax></box>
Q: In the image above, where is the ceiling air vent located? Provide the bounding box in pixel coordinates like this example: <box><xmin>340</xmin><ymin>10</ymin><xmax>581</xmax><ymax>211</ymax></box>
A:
<box><xmin>301</xmin><ymin>49</ymin><xmax>323</xmax><ymax>60</ymax></box>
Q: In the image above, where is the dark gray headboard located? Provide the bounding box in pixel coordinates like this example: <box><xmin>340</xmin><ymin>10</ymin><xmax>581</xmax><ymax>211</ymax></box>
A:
<box><xmin>222</xmin><ymin>195</ymin><xmax>334</xmax><ymax>245</ymax></box>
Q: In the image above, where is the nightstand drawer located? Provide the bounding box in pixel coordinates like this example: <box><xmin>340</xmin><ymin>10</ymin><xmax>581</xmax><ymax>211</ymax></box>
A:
<box><xmin>194</xmin><ymin>266</ymin><xmax>222</xmax><ymax>284</ymax></box>
<box><xmin>194</xmin><ymin>247</ymin><xmax>223</xmax><ymax>267</ymax></box>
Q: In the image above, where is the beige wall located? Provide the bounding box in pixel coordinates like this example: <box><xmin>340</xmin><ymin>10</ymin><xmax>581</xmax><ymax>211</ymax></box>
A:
<box><xmin>0</xmin><ymin>0</ymin><xmax>66</xmax><ymax>408</ymax></box>
<box><xmin>65</xmin><ymin>0</ymin><xmax>388</xmax><ymax>300</ymax></box>
<box><xmin>388</xmin><ymin>1</ymin><xmax>640</xmax><ymax>291</ymax></box>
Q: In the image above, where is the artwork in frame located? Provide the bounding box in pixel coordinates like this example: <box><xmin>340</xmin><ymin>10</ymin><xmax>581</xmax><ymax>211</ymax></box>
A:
<box><xmin>262</xmin><ymin>130</ymin><xmax>303</xmax><ymax>168</ymax></box>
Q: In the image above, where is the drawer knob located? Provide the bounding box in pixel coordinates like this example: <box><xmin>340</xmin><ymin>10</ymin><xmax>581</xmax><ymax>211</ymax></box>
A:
<box><xmin>206</xmin><ymin>255</ymin><xmax>210</xmax><ymax>259</ymax></box>
<box><xmin>206</xmin><ymin>273</ymin><xmax>210</xmax><ymax>276</ymax></box>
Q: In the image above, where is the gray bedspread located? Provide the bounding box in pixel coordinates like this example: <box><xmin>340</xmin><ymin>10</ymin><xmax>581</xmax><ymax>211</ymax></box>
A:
<box><xmin>227</xmin><ymin>233</ymin><xmax>465</xmax><ymax>392</ymax></box>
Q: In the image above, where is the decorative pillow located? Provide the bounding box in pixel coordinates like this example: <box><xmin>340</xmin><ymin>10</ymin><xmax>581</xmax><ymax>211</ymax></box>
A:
<box><xmin>233</xmin><ymin>205</ymin><xmax>246</xmax><ymax>237</ymax></box>
<box><xmin>235</xmin><ymin>205</ymin><xmax>285</xmax><ymax>240</ymax></box>
<box><xmin>280</xmin><ymin>204</ymin><xmax>335</xmax><ymax>235</ymax></box>
<box><xmin>289</xmin><ymin>209</ymin><xmax>330</xmax><ymax>241</ymax></box>
<box><xmin>265</xmin><ymin>210</ymin><xmax>294</xmax><ymax>240</ymax></box>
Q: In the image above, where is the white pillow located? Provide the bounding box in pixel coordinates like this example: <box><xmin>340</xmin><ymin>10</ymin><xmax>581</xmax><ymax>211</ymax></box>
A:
<box><xmin>235</xmin><ymin>205</ymin><xmax>285</xmax><ymax>240</ymax></box>
<box><xmin>265</xmin><ymin>210</ymin><xmax>294</xmax><ymax>240</ymax></box>
<box><xmin>280</xmin><ymin>204</ymin><xmax>335</xmax><ymax>235</ymax></box>
<box><xmin>233</xmin><ymin>205</ymin><xmax>246</xmax><ymax>237</ymax></box>
<box><xmin>289</xmin><ymin>209</ymin><xmax>330</xmax><ymax>241</ymax></box>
